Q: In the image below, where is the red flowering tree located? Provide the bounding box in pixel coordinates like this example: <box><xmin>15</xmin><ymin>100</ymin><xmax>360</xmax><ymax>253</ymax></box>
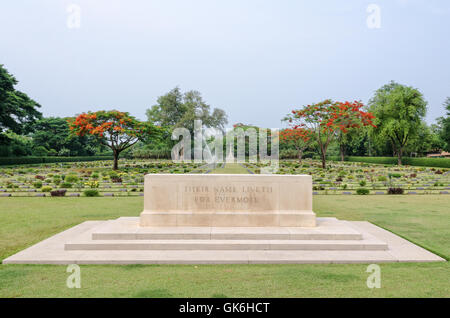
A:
<box><xmin>279</xmin><ymin>127</ymin><xmax>314</xmax><ymax>162</ymax></box>
<box><xmin>69</xmin><ymin>110</ymin><xmax>157</xmax><ymax>170</ymax></box>
<box><xmin>286</xmin><ymin>100</ymin><xmax>376</xmax><ymax>169</ymax></box>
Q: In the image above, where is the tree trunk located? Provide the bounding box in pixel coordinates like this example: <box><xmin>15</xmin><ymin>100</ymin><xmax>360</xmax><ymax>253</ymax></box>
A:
<box><xmin>340</xmin><ymin>143</ymin><xmax>345</xmax><ymax>161</ymax></box>
<box><xmin>397</xmin><ymin>148</ymin><xmax>403</xmax><ymax>166</ymax></box>
<box><xmin>321</xmin><ymin>153</ymin><xmax>326</xmax><ymax>169</ymax></box>
<box><xmin>113</xmin><ymin>150</ymin><xmax>119</xmax><ymax>170</ymax></box>
<box><xmin>297</xmin><ymin>149</ymin><xmax>303</xmax><ymax>163</ymax></box>
<box><xmin>318</xmin><ymin>142</ymin><xmax>328</xmax><ymax>169</ymax></box>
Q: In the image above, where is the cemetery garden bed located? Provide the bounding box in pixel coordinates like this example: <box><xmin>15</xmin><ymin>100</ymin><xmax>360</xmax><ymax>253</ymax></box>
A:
<box><xmin>0</xmin><ymin>159</ymin><xmax>448</xmax><ymax>197</ymax></box>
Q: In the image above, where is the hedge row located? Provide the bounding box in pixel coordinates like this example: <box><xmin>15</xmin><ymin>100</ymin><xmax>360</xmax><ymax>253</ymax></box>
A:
<box><xmin>327</xmin><ymin>156</ymin><xmax>450</xmax><ymax>168</ymax></box>
<box><xmin>0</xmin><ymin>156</ymin><xmax>114</xmax><ymax>166</ymax></box>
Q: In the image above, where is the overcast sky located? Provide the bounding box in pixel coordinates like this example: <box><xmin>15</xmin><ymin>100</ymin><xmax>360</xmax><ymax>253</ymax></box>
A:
<box><xmin>1</xmin><ymin>0</ymin><xmax>449</xmax><ymax>128</ymax></box>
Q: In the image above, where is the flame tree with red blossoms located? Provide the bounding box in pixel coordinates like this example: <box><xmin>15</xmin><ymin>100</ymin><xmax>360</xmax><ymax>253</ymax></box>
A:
<box><xmin>285</xmin><ymin>100</ymin><xmax>376</xmax><ymax>169</ymax></box>
<box><xmin>279</xmin><ymin>127</ymin><xmax>314</xmax><ymax>163</ymax></box>
<box><xmin>69</xmin><ymin>110</ymin><xmax>158</xmax><ymax>170</ymax></box>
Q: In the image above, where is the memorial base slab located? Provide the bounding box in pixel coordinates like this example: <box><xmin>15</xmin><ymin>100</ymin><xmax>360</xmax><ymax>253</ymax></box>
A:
<box><xmin>3</xmin><ymin>217</ymin><xmax>444</xmax><ymax>264</ymax></box>
<box><xmin>139</xmin><ymin>210</ymin><xmax>317</xmax><ymax>227</ymax></box>
<box><xmin>3</xmin><ymin>174</ymin><xmax>445</xmax><ymax>264</ymax></box>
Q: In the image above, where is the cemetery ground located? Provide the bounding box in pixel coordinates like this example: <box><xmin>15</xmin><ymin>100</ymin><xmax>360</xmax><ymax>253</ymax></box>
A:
<box><xmin>0</xmin><ymin>161</ymin><xmax>449</xmax><ymax>297</ymax></box>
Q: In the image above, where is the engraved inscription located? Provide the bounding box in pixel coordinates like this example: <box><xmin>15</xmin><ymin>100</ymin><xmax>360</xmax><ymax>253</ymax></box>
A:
<box><xmin>182</xmin><ymin>184</ymin><xmax>274</xmax><ymax>211</ymax></box>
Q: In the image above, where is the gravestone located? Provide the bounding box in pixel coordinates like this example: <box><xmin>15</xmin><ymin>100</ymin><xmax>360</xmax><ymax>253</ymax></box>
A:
<box><xmin>140</xmin><ymin>174</ymin><xmax>316</xmax><ymax>227</ymax></box>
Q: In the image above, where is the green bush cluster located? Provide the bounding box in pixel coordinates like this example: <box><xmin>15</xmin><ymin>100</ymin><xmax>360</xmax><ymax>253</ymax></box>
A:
<box><xmin>33</xmin><ymin>181</ymin><xmax>43</xmax><ymax>188</ymax></box>
<box><xmin>41</xmin><ymin>186</ymin><xmax>52</xmax><ymax>192</ymax></box>
<box><xmin>83</xmin><ymin>189</ymin><xmax>100</xmax><ymax>197</ymax></box>
<box><xmin>356</xmin><ymin>188</ymin><xmax>370</xmax><ymax>195</ymax></box>
<box><xmin>65</xmin><ymin>174</ymin><xmax>79</xmax><ymax>183</ymax></box>
<box><xmin>328</xmin><ymin>156</ymin><xmax>450</xmax><ymax>168</ymax></box>
<box><xmin>0</xmin><ymin>156</ymin><xmax>113</xmax><ymax>166</ymax></box>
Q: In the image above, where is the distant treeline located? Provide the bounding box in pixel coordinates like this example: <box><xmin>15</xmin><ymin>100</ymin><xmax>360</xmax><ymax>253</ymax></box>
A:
<box><xmin>0</xmin><ymin>156</ymin><xmax>114</xmax><ymax>166</ymax></box>
<box><xmin>326</xmin><ymin>156</ymin><xmax>450</xmax><ymax>168</ymax></box>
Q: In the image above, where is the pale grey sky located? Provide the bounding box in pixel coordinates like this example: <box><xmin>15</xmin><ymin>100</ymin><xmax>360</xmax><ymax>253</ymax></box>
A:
<box><xmin>1</xmin><ymin>0</ymin><xmax>449</xmax><ymax>128</ymax></box>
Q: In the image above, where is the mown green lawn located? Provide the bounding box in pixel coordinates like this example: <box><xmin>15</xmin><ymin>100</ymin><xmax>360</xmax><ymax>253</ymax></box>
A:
<box><xmin>0</xmin><ymin>195</ymin><xmax>448</xmax><ymax>298</ymax></box>
<box><xmin>211</xmin><ymin>163</ymin><xmax>252</xmax><ymax>174</ymax></box>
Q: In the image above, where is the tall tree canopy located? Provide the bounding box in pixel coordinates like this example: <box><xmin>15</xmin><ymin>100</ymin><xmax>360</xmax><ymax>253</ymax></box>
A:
<box><xmin>286</xmin><ymin>100</ymin><xmax>375</xmax><ymax>169</ymax></box>
<box><xmin>0</xmin><ymin>65</ymin><xmax>42</xmax><ymax>135</ymax></box>
<box><xmin>147</xmin><ymin>87</ymin><xmax>228</xmax><ymax>132</ymax></box>
<box><xmin>438</xmin><ymin>97</ymin><xmax>450</xmax><ymax>151</ymax></box>
<box><xmin>368</xmin><ymin>81</ymin><xmax>427</xmax><ymax>165</ymax></box>
<box><xmin>279</xmin><ymin>127</ymin><xmax>314</xmax><ymax>162</ymax></box>
<box><xmin>69</xmin><ymin>110</ymin><xmax>159</xmax><ymax>170</ymax></box>
<box><xmin>32</xmin><ymin>117</ymin><xmax>103</xmax><ymax>156</ymax></box>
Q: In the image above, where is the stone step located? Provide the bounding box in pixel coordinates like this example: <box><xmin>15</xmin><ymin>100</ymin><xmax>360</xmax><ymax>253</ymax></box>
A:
<box><xmin>92</xmin><ymin>228</ymin><xmax>363</xmax><ymax>241</ymax></box>
<box><xmin>65</xmin><ymin>239</ymin><xmax>387</xmax><ymax>251</ymax></box>
<box><xmin>90</xmin><ymin>217</ymin><xmax>364</xmax><ymax>241</ymax></box>
<box><xmin>4</xmin><ymin>221</ymin><xmax>444</xmax><ymax>264</ymax></box>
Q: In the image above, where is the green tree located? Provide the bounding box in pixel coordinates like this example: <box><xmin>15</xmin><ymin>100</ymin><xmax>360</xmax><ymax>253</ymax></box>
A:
<box><xmin>437</xmin><ymin>97</ymin><xmax>450</xmax><ymax>151</ymax></box>
<box><xmin>0</xmin><ymin>131</ymin><xmax>33</xmax><ymax>157</ymax></box>
<box><xmin>286</xmin><ymin>100</ymin><xmax>375</xmax><ymax>169</ymax></box>
<box><xmin>147</xmin><ymin>87</ymin><xmax>228</xmax><ymax>132</ymax></box>
<box><xmin>70</xmin><ymin>110</ymin><xmax>159</xmax><ymax>170</ymax></box>
<box><xmin>32</xmin><ymin>117</ymin><xmax>105</xmax><ymax>156</ymax></box>
<box><xmin>0</xmin><ymin>65</ymin><xmax>42</xmax><ymax>135</ymax></box>
<box><xmin>368</xmin><ymin>81</ymin><xmax>427</xmax><ymax>165</ymax></box>
<box><xmin>32</xmin><ymin>117</ymin><xmax>72</xmax><ymax>154</ymax></box>
<box><xmin>407</xmin><ymin>121</ymin><xmax>444</xmax><ymax>155</ymax></box>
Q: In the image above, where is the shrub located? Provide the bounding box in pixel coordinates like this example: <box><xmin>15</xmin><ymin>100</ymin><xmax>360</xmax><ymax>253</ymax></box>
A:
<box><xmin>388</xmin><ymin>188</ymin><xmax>404</xmax><ymax>195</ymax></box>
<box><xmin>85</xmin><ymin>180</ymin><xmax>99</xmax><ymax>188</ymax></box>
<box><xmin>356</xmin><ymin>188</ymin><xmax>370</xmax><ymax>195</ymax></box>
<box><xmin>50</xmin><ymin>189</ymin><xmax>66</xmax><ymax>197</ymax></box>
<box><xmin>33</xmin><ymin>181</ymin><xmax>43</xmax><ymax>188</ymax></box>
<box><xmin>359</xmin><ymin>180</ymin><xmax>367</xmax><ymax>187</ymax></box>
<box><xmin>60</xmin><ymin>182</ymin><xmax>72</xmax><ymax>188</ymax></box>
<box><xmin>378</xmin><ymin>176</ymin><xmax>387</xmax><ymax>182</ymax></box>
<box><xmin>111</xmin><ymin>176</ymin><xmax>122</xmax><ymax>183</ymax></box>
<box><xmin>33</xmin><ymin>146</ymin><xmax>49</xmax><ymax>157</ymax></box>
<box><xmin>41</xmin><ymin>186</ymin><xmax>52</xmax><ymax>192</ymax></box>
<box><xmin>389</xmin><ymin>173</ymin><xmax>402</xmax><ymax>178</ymax></box>
<box><xmin>83</xmin><ymin>189</ymin><xmax>100</xmax><ymax>197</ymax></box>
<box><xmin>65</xmin><ymin>175</ymin><xmax>79</xmax><ymax>183</ymax></box>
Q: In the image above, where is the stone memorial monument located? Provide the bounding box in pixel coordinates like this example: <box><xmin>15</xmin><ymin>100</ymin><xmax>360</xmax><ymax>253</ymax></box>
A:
<box><xmin>140</xmin><ymin>174</ymin><xmax>316</xmax><ymax>227</ymax></box>
<box><xmin>3</xmin><ymin>174</ymin><xmax>444</xmax><ymax>264</ymax></box>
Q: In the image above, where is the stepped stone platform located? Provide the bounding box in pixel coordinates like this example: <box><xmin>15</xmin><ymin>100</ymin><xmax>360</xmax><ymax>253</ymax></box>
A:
<box><xmin>3</xmin><ymin>174</ymin><xmax>445</xmax><ymax>264</ymax></box>
<box><xmin>3</xmin><ymin>217</ymin><xmax>444</xmax><ymax>264</ymax></box>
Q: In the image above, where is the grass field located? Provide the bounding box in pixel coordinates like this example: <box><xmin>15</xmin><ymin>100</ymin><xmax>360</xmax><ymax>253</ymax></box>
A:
<box><xmin>211</xmin><ymin>163</ymin><xmax>252</xmax><ymax>174</ymax></box>
<box><xmin>0</xmin><ymin>194</ymin><xmax>448</xmax><ymax>298</ymax></box>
